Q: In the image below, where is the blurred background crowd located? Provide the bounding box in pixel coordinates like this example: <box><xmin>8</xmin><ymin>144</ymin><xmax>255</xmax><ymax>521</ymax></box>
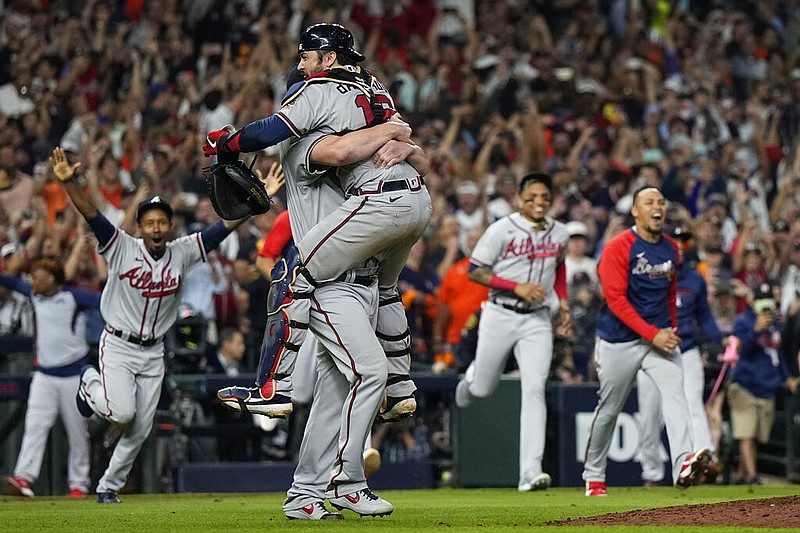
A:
<box><xmin>2</xmin><ymin>0</ymin><xmax>800</xmax><ymax>471</ymax></box>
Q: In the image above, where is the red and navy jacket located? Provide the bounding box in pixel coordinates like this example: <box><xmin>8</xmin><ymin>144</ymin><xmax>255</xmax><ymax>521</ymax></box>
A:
<box><xmin>596</xmin><ymin>228</ymin><xmax>679</xmax><ymax>343</ymax></box>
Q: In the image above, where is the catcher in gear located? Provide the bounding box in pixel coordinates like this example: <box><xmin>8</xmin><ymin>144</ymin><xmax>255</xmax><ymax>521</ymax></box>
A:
<box><xmin>206</xmin><ymin>23</ymin><xmax>426</xmax><ymax>427</ymax></box>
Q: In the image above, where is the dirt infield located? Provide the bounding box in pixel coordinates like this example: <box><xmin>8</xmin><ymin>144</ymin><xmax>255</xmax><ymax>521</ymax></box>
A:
<box><xmin>553</xmin><ymin>495</ymin><xmax>800</xmax><ymax>528</ymax></box>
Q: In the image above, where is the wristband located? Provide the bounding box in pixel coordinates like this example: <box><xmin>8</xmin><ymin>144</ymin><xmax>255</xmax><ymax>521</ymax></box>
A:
<box><xmin>489</xmin><ymin>275</ymin><xmax>518</xmax><ymax>291</ymax></box>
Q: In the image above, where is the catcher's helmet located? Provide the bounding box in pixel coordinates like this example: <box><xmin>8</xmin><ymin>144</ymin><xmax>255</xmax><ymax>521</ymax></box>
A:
<box><xmin>298</xmin><ymin>23</ymin><xmax>365</xmax><ymax>62</ymax></box>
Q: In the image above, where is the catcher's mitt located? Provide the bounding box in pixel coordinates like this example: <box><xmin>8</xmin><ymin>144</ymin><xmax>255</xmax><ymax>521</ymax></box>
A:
<box><xmin>203</xmin><ymin>159</ymin><xmax>271</xmax><ymax>220</ymax></box>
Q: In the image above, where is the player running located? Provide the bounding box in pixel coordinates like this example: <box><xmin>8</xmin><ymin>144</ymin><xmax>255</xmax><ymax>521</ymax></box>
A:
<box><xmin>454</xmin><ymin>172</ymin><xmax>570</xmax><ymax>492</ymax></box>
<box><xmin>50</xmin><ymin>147</ymin><xmax>272</xmax><ymax>503</ymax></box>
<box><xmin>582</xmin><ymin>186</ymin><xmax>711</xmax><ymax>496</ymax></box>
<box><xmin>3</xmin><ymin>257</ymin><xmax>99</xmax><ymax>498</ymax></box>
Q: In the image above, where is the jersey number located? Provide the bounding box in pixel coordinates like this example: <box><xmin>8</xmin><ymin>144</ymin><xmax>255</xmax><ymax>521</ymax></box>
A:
<box><xmin>354</xmin><ymin>94</ymin><xmax>395</xmax><ymax>124</ymax></box>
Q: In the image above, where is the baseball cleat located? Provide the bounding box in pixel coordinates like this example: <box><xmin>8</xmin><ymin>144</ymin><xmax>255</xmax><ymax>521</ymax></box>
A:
<box><xmin>700</xmin><ymin>452</ymin><xmax>721</xmax><ymax>484</ymax></box>
<box><xmin>454</xmin><ymin>380</ymin><xmax>474</xmax><ymax>408</ymax></box>
<box><xmin>68</xmin><ymin>488</ymin><xmax>86</xmax><ymax>498</ymax></box>
<box><xmin>217</xmin><ymin>386</ymin><xmax>293</xmax><ymax>417</ymax></box>
<box><xmin>76</xmin><ymin>365</ymin><xmax>95</xmax><ymax>418</ymax></box>
<box><xmin>5</xmin><ymin>476</ymin><xmax>34</xmax><ymax>497</ymax></box>
<box><xmin>364</xmin><ymin>447</ymin><xmax>381</xmax><ymax>477</ymax></box>
<box><xmin>675</xmin><ymin>447</ymin><xmax>711</xmax><ymax>489</ymax></box>
<box><xmin>330</xmin><ymin>488</ymin><xmax>393</xmax><ymax>517</ymax></box>
<box><xmin>284</xmin><ymin>501</ymin><xmax>344</xmax><ymax>520</ymax></box>
<box><xmin>585</xmin><ymin>481</ymin><xmax>608</xmax><ymax>496</ymax></box>
<box><xmin>96</xmin><ymin>491</ymin><xmax>121</xmax><ymax>503</ymax></box>
<box><xmin>377</xmin><ymin>394</ymin><xmax>416</xmax><ymax>423</ymax></box>
<box><xmin>519</xmin><ymin>472</ymin><xmax>552</xmax><ymax>492</ymax></box>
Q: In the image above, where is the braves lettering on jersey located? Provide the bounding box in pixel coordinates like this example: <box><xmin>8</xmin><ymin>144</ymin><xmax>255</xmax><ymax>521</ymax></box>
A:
<box><xmin>98</xmin><ymin>229</ymin><xmax>206</xmax><ymax>340</ymax></box>
<box><xmin>469</xmin><ymin>213</ymin><xmax>568</xmax><ymax>311</ymax></box>
<box><xmin>596</xmin><ymin>229</ymin><xmax>679</xmax><ymax>343</ymax></box>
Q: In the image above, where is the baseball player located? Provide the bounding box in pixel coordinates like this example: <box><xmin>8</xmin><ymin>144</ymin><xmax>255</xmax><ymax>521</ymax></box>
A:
<box><xmin>2</xmin><ymin>257</ymin><xmax>99</xmax><ymax>498</ymax></box>
<box><xmin>50</xmin><ymin>147</ymin><xmax>256</xmax><ymax>504</ymax></box>
<box><xmin>208</xmin><ymin>24</ymin><xmax>432</xmax><ymax>425</ymax></box>
<box><xmin>275</xmin><ymin>128</ymin><xmax>399</xmax><ymax>518</ymax></box>
<box><xmin>454</xmin><ymin>172</ymin><xmax>570</xmax><ymax>492</ymax></box>
<box><xmin>256</xmin><ymin>207</ymin><xmax>382</xmax><ymax>481</ymax></box>
<box><xmin>582</xmin><ymin>186</ymin><xmax>711</xmax><ymax>497</ymax></box>
<box><xmin>637</xmin><ymin>225</ymin><xmax>723</xmax><ymax>486</ymax></box>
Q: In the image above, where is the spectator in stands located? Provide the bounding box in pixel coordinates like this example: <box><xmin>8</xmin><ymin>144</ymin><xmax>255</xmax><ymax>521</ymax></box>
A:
<box><xmin>0</xmin><ymin>141</ymin><xmax>34</xmax><ymax>222</ymax></box>
<box><xmin>453</xmin><ymin>180</ymin><xmax>485</xmax><ymax>257</ymax></box>
<box><xmin>564</xmin><ymin>220</ymin><xmax>597</xmax><ymax>291</ymax></box>
<box><xmin>432</xmin><ymin>227</ymin><xmax>488</xmax><ymax>374</ymax></box>
<box><xmin>0</xmin><ymin>280</ymin><xmax>33</xmax><ymax>337</ymax></box>
<box><xmin>728</xmin><ymin>282</ymin><xmax>800</xmax><ymax>485</ymax></box>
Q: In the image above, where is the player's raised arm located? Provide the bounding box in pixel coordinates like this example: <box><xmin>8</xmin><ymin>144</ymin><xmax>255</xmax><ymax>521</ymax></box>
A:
<box><xmin>51</xmin><ymin>147</ymin><xmax>98</xmax><ymax>221</ymax></box>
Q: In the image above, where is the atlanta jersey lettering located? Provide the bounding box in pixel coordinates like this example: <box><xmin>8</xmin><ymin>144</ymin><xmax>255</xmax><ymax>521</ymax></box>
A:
<box><xmin>98</xmin><ymin>229</ymin><xmax>207</xmax><ymax>340</ymax></box>
<box><xmin>596</xmin><ymin>228</ymin><xmax>679</xmax><ymax>343</ymax></box>
<box><xmin>469</xmin><ymin>213</ymin><xmax>569</xmax><ymax>311</ymax></box>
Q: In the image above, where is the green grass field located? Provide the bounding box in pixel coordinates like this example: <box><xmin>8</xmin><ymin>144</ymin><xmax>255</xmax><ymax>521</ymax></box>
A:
<box><xmin>2</xmin><ymin>485</ymin><xmax>799</xmax><ymax>532</ymax></box>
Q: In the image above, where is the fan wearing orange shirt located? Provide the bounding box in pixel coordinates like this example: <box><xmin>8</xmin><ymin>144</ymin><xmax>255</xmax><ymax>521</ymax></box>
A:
<box><xmin>433</xmin><ymin>228</ymin><xmax>489</xmax><ymax>373</ymax></box>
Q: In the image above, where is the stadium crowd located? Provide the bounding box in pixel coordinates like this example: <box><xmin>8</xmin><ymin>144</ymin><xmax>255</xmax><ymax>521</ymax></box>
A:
<box><xmin>2</xmin><ymin>0</ymin><xmax>800</xmax><ymax>485</ymax></box>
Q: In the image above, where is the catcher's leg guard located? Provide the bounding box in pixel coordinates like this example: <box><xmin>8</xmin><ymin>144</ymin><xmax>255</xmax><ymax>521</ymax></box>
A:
<box><xmin>257</xmin><ymin>245</ymin><xmax>313</xmax><ymax>394</ymax></box>
<box><xmin>376</xmin><ymin>287</ymin><xmax>417</xmax><ymax>422</ymax></box>
<box><xmin>218</xmin><ymin>246</ymin><xmax>310</xmax><ymax>417</ymax></box>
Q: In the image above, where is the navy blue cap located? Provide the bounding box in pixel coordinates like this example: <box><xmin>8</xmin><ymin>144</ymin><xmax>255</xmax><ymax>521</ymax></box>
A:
<box><xmin>136</xmin><ymin>196</ymin><xmax>173</xmax><ymax>221</ymax></box>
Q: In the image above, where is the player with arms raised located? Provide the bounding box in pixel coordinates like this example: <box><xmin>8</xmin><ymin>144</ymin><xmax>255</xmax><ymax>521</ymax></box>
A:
<box><xmin>50</xmin><ymin>147</ymin><xmax>272</xmax><ymax>503</ymax></box>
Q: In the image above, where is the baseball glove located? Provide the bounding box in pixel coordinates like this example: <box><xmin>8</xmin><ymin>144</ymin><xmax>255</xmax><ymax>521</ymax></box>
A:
<box><xmin>203</xmin><ymin>159</ymin><xmax>271</xmax><ymax>220</ymax></box>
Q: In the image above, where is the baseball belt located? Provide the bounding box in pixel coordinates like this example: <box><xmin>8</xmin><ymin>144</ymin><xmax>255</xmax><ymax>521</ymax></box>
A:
<box><xmin>348</xmin><ymin>175</ymin><xmax>425</xmax><ymax>196</ymax></box>
<box><xmin>106</xmin><ymin>327</ymin><xmax>162</xmax><ymax>347</ymax></box>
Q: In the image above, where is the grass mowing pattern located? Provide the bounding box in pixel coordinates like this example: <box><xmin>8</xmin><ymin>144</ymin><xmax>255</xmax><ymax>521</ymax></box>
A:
<box><xmin>2</xmin><ymin>485</ymin><xmax>798</xmax><ymax>532</ymax></box>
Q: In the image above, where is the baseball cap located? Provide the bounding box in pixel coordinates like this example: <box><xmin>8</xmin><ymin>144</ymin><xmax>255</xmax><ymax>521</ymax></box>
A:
<box><xmin>706</xmin><ymin>192</ymin><xmax>728</xmax><ymax>208</ymax></box>
<box><xmin>566</xmin><ymin>221</ymin><xmax>589</xmax><ymax>238</ymax></box>
<box><xmin>1</xmin><ymin>242</ymin><xmax>18</xmax><ymax>258</ymax></box>
<box><xmin>663</xmin><ymin>75</ymin><xmax>684</xmax><ymax>93</ymax></box>
<box><xmin>136</xmin><ymin>195</ymin><xmax>173</xmax><ymax>222</ymax></box>
<box><xmin>456</xmin><ymin>181</ymin><xmax>480</xmax><ymax>196</ymax></box>
<box><xmin>670</xmin><ymin>226</ymin><xmax>693</xmax><ymax>240</ymax></box>
<box><xmin>752</xmin><ymin>281</ymin><xmax>776</xmax><ymax>313</ymax></box>
<box><xmin>754</xmin><ymin>282</ymin><xmax>773</xmax><ymax>300</ymax></box>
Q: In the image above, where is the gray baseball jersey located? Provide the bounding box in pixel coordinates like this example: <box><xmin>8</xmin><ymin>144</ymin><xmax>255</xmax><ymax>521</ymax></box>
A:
<box><xmin>98</xmin><ymin>231</ymin><xmax>207</xmax><ymax>340</ymax></box>
<box><xmin>278</xmin><ymin>70</ymin><xmax>431</xmax><ymax>404</ymax></box>
<box><xmin>1</xmin><ymin>278</ymin><xmax>100</xmax><ymax>494</ymax></box>
<box><xmin>460</xmin><ymin>214</ymin><xmax>568</xmax><ymax>490</ymax></box>
<box><xmin>278</xmin><ymin>67</ymin><xmax>421</xmax><ymax>194</ymax></box>
<box><xmin>82</xmin><ymin>228</ymin><xmax>210</xmax><ymax>494</ymax></box>
<box><xmin>470</xmin><ymin>213</ymin><xmax>568</xmax><ymax>312</ymax></box>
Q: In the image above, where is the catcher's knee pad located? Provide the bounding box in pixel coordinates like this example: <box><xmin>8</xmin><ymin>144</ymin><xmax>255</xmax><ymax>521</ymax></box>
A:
<box><xmin>376</xmin><ymin>289</ymin><xmax>415</xmax><ymax>396</ymax></box>
<box><xmin>256</xmin><ymin>247</ymin><xmax>312</xmax><ymax>389</ymax></box>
